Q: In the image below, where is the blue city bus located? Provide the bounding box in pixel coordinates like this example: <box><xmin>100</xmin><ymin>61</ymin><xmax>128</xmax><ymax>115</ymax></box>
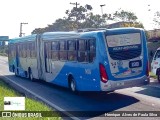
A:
<box><xmin>8</xmin><ymin>28</ymin><xmax>150</xmax><ymax>92</ymax></box>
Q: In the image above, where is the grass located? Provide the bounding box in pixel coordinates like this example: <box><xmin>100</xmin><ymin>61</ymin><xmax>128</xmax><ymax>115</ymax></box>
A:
<box><xmin>0</xmin><ymin>80</ymin><xmax>62</xmax><ymax>120</ymax></box>
<box><xmin>149</xmin><ymin>72</ymin><xmax>157</xmax><ymax>79</ymax></box>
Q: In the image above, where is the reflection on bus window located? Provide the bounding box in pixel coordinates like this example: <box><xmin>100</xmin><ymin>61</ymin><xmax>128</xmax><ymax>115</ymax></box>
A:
<box><xmin>51</xmin><ymin>41</ymin><xmax>59</xmax><ymax>60</ymax></box>
<box><xmin>59</xmin><ymin>41</ymin><xmax>67</xmax><ymax>60</ymax></box>
<box><xmin>78</xmin><ymin>39</ymin><xmax>87</xmax><ymax>62</ymax></box>
<box><xmin>88</xmin><ymin>39</ymin><xmax>96</xmax><ymax>62</ymax></box>
<box><xmin>68</xmin><ymin>40</ymin><xmax>76</xmax><ymax>61</ymax></box>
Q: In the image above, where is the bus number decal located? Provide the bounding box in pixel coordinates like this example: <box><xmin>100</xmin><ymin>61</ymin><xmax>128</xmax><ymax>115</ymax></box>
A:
<box><xmin>85</xmin><ymin>69</ymin><xmax>91</xmax><ymax>74</ymax></box>
<box><xmin>129</xmin><ymin>60</ymin><xmax>142</xmax><ymax>68</ymax></box>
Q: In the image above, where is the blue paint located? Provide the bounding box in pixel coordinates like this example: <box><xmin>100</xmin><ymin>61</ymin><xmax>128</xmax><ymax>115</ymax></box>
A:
<box><xmin>8</xmin><ymin>28</ymin><xmax>149</xmax><ymax>92</ymax></box>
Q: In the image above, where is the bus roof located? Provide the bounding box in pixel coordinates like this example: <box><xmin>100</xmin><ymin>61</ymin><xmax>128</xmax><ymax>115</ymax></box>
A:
<box><xmin>106</xmin><ymin>27</ymin><xmax>144</xmax><ymax>34</ymax></box>
<box><xmin>8</xmin><ymin>27</ymin><xmax>144</xmax><ymax>43</ymax></box>
<box><xmin>41</xmin><ymin>32</ymin><xmax>80</xmax><ymax>40</ymax></box>
<box><xmin>9</xmin><ymin>34</ymin><xmax>37</xmax><ymax>43</ymax></box>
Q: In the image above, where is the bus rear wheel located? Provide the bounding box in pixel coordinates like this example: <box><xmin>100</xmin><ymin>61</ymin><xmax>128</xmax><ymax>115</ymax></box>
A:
<box><xmin>69</xmin><ymin>77</ymin><xmax>77</xmax><ymax>93</ymax></box>
<box><xmin>15</xmin><ymin>69</ymin><xmax>19</xmax><ymax>76</ymax></box>
<box><xmin>70</xmin><ymin>80</ymin><xmax>76</xmax><ymax>92</ymax></box>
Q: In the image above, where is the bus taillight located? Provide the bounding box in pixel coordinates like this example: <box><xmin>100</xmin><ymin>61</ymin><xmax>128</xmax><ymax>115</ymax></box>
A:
<box><xmin>99</xmin><ymin>64</ymin><xmax>108</xmax><ymax>83</ymax></box>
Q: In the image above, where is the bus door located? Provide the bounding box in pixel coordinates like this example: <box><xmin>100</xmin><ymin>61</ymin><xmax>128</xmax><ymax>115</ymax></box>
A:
<box><xmin>16</xmin><ymin>44</ymin><xmax>20</xmax><ymax>67</ymax></box>
<box><xmin>36</xmin><ymin>35</ymin><xmax>43</xmax><ymax>80</ymax></box>
<box><xmin>44</xmin><ymin>42</ymin><xmax>52</xmax><ymax>73</ymax></box>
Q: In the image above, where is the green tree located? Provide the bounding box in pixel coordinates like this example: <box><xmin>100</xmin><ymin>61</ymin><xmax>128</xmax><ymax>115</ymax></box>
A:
<box><xmin>122</xmin><ymin>22</ymin><xmax>144</xmax><ymax>28</ymax></box>
<box><xmin>81</xmin><ymin>13</ymin><xmax>108</xmax><ymax>28</ymax></box>
<box><xmin>153</xmin><ymin>11</ymin><xmax>160</xmax><ymax>28</ymax></box>
<box><xmin>46</xmin><ymin>18</ymin><xmax>73</xmax><ymax>31</ymax></box>
<box><xmin>32</xmin><ymin>4</ymin><xmax>109</xmax><ymax>34</ymax></box>
<box><xmin>31</xmin><ymin>6</ymin><xmax>144</xmax><ymax>34</ymax></box>
<box><xmin>65</xmin><ymin>4</ymin><xmax>93</xmax><ymax>29</ymax></box>
<box><xmin>112</xmin><ymin>10</ymin><xmax>143</xmax><ymax>28</ymax></box>
<box><xmin>32</xmin><ymin>28</ymin><xmax>46</xmax><ymax>34</ymax></box>
<box><xmin>113</xmin><ymin>10</ymin><xmax>137</xmax><ymax>22</ymax></box>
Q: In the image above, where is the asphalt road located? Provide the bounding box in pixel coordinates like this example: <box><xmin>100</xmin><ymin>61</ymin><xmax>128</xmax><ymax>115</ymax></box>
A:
<box><xmin>0</xmin><ymin>56</ymin><xmax>160</xmax><ymax>120</ymax></box>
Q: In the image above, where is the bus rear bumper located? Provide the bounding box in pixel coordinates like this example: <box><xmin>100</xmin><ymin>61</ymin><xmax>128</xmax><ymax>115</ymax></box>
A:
<box><xmin>101</xmin><ymin>76</ymin><xmax>150</xmax><ymax>91</ymax></box>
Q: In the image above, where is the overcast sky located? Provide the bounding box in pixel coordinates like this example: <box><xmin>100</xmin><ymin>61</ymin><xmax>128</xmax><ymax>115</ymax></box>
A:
<box><xmin>0</xmin><ymin>0</ymin><xmax>159</xmax><ymax>38</ymax></box>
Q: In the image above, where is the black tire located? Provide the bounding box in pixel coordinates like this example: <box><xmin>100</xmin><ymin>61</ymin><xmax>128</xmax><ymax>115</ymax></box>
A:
<box><xmin>25</xmin><ymin>71</ymin><xmax>28</xmax><ymax>78</ymax></box>
<box><xmin>69</xmin><ymin>77</ymin><xmax>78</xmax><ymax>94</ymax></box>
<box><xmin>15</xmin><ymin>69</ymin><xmax>19</xmax><ymax>76</ymax></box>
<box><xmin>28</xmin><ymin>70</ymin><xmax>35</xmax><ymax>82</ymax></box>
<box><xmin>70</xmin><ymin>79</ymin><xmax>76</xmax><ymax>92</ymax></box>
<box><xmin>14</xmin><ymin>69</ymin><xmax>17</xmax><ymax>76</ymax></box>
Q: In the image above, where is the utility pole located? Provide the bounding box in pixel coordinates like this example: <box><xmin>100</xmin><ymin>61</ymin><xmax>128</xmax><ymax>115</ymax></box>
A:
<box><xmin>70</xmin><ymin>2</ymin><xmax>80</xmax><ymax>31</ymax></box>
<box><xmin>100</xmin><ymin>4</ymin><xmax>105</xmax><ymax>16</ymax></box>
<box><xmin>70</xmin><ymin>2</ymin><xmax>80</xmax><ymax>8</ymax></box>
<box><xmin>19</xmin><ymin>22</ymin><xmax>28</xmax><ymax>37</ymax></box>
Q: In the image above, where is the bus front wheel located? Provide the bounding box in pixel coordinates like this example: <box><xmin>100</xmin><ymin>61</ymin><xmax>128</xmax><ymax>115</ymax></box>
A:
<box><xmin>28</xmin><ymin>70</ymin><xmax>35</xmax><ymax>82</ymax></box>
<box><xmin>15</xmin><ymin>69</ymin><xmax>19</xmax><ymax>76</ymax></box>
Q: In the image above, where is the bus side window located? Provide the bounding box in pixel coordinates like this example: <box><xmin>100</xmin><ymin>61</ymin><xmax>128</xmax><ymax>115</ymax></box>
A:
<box><xmin>22</xmin><ymin>44</ymin><xmax>26</xmax><ymax>58</ymax></box>
<box><xmin>30</xmin><ymin>43</ymin><xmax>33</xmax><ymax>58</ymax></box>
<box><xmin>10</xmin><ymin>44</ymin><xmax>16</xmax><ymax>57</ymax></box>
<box><xmin>22</xmin><ymin>44</ymin><xmax>24</xmax><ymax>58</ymax></box>
<box><xmin>17</xmin><ymin>44</ymin><xmax>21</xmax><ymax>57</ymax></box>
<box><xmin>31</xmin><ymin>43</ymin><xmax>36</xmax><ymax>58</ymax></box>
<box><xmin>8</xmin><ymin>45</ymin><xmax>14</xmax><ymax>57</ymax></box>
<box><xmin>27</xmin><ymin>43</ymin><xmax>31</xmax><ymax>58</ymax></box>
<box><xmin>45</xmin><ymin>42</ymin><xmax>52</xmax><ymax>59</ymax></box>
<box><xmin>59</xmin><ymin>41</ymin><xmax>67</xmax><ymax>60</ymax></box>
<box><xmin>51</xmin><ymin>41</ymin><xmax>59</xmax><ymax>60</ymax></box>
<box><xmin>88</xmin><ymin>39</ymin><xmax>96</xmax><ymax>62</ymax></box>
<box><xmin>68</xmin><ymin>40</ymin><xmax>77</xmax><ymax>61</ymax></box>
<box><xmin>78</xmin><ymin>39</ymin><xmax>87</xmax><ymax>62</ymax></box>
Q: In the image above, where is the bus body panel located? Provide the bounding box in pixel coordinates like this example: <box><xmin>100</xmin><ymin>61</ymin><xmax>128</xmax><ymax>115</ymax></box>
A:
<box><xmin>100</xmin><ymin>28</ymin><xmax>149</xmax><ymax>91</ymax></box>
<box><xmin>8</xmin><ymin>28</ymin><xmax>149</xmax><ymax>92</ymax></box>
<box><xmin>8</xmin><ymin>35</ymin><xmax>39</xmax><ymax>79</ymax></box>
<box><xmin>39</xmin><ymin>32</ymin><xmax>101</xmax><ymax>91</ymax></box>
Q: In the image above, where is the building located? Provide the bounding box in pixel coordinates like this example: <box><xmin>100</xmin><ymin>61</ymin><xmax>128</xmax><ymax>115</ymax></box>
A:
<box><xmin>0</xmin><ymin>36</ymin><xmax>9</xmax><ymax>46</ymax></box>
<box><xmin>107</xmin><ymin>21</ymin><xmax>135</xmax><ymax>29</ymax></box>
<box><xmin>147</xmin><ymin>29</ymin><xmax>160</xmax><ymax>41</ymax></box>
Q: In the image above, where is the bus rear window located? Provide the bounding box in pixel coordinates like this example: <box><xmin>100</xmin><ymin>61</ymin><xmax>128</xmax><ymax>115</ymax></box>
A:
<box><xmin>106</xmin><ymin>33</ymin><xmax>141</xmax><ymax>60</ymax></box>
<box><xmin>107</xmin><ymin>33</ymin><xmax>141</xmax><ymax>47</ymax></box>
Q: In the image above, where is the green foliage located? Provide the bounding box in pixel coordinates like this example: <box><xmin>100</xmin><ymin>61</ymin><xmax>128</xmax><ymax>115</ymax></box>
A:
<box><xmin>113</xmin><ymin>10</ymin><xmax>138</xmax><ymax>22</ymax></box>
<box><xmin>121</xmin><ymin>22</ymin><xmax>144</xmax><ymax>28</ymax></box>
<box><xmin>0</xmin><ymin>45</ymin><xmax>8</xmax><ymax>56</ymax></box>
<box><xmin>32</xmin><ymin>28</ymin><xmax>46</xmax><ymax>34</ymax></box>
<box><xmin>112</xmin><ymin>10</ymin><xmax>144</xmax><ymax>28</ymax></box>
<box><xmin>0</xmin><ymin>80</ymin><xmax>62</xmax><ymax>120</ymax></box>
<box><xmin>153</xmin><ymin>11</ymin><xmax>160</xmax><ymax>28</ymax></box>
<box><xmin>81</xmin><ymin>13</ymin><xmax>107</xmax><ymax>28</ymax></box>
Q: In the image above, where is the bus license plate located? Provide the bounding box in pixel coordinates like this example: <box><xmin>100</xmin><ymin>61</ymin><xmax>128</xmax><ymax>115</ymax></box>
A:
<box><xmin>129</xmin><ymin>60</ymin><xmax>142</xmax><ymax>68</ymax></box>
